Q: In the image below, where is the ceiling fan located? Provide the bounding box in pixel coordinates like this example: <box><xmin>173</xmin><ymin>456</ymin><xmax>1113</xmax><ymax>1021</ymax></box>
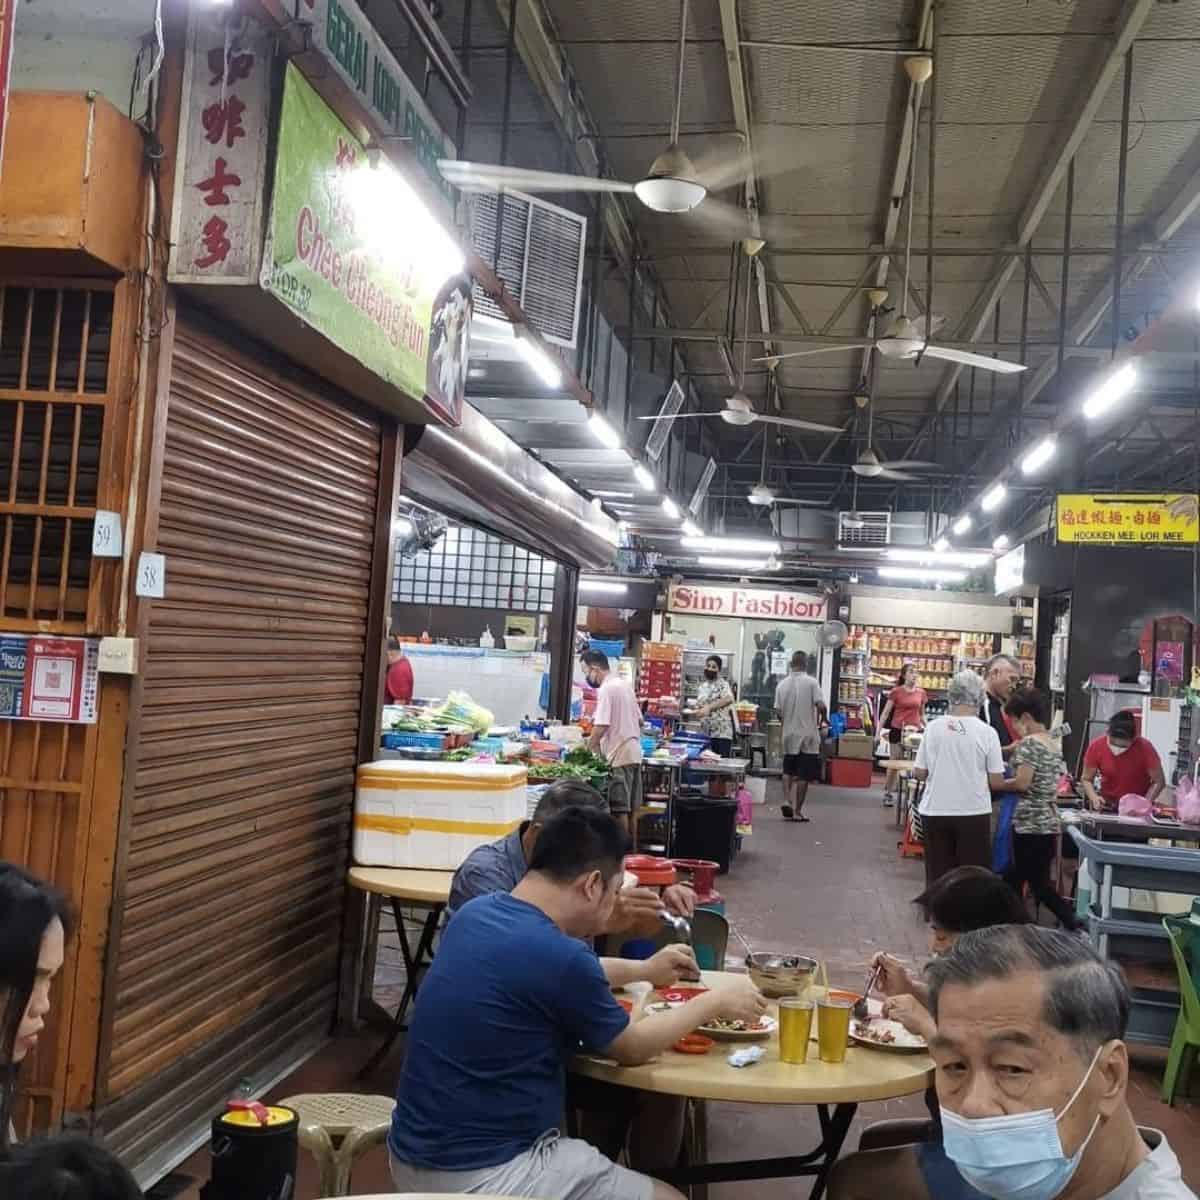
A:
<box><xmin>437</xmin><ymin>0</ymin><xmax>794</xmax><ymax>224</ymax></box>
<box><xmin>755</xmin><ymin>57</ymin><xmax>1026</xmax><ymax>380</ymax></box>
<box><xmin>640</xmin><ymin>242</ymin><xmax>842</xmax><ymax>437</ymax></box>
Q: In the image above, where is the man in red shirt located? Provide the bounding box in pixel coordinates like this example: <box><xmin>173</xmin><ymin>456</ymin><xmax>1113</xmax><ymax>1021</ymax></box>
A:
<box><xmin>385</xmin><ymin>638</ymin><xmax>414</xmax><ymax>704</ymax></box>
<box><xmin>1080</xmin><ymin>711</ymin><xmax>1165</xmax><ymax>812</ymax></box>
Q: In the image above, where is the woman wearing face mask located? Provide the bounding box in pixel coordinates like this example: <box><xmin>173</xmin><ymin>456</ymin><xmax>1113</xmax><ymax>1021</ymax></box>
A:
<box><xmin>1002</xmin><ymin>688</ymin><xmax>1082</xmax><ymax>932</ymax></box>
<box><xmin>0</xmin><ymin>864</ymin><xmax>71</xmax><ymax>1153</ymax></box>
<box><xmin>1079</xmin><ymin>712</ymin><xmax>1164</xmax><ymax>814</ymax></box>
<box><xmin>879</xmin><ymin>663</ymin><xmax>927</xmax><ymax>807</ymax></box>
<box><xmin>693</xmin><ymin>655</ymin><xmax>736</xmax><ymax>758</ymax></box>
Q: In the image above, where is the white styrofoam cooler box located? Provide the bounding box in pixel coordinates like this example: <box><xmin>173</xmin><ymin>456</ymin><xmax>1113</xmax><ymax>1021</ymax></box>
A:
<box><xmin>354</xmin><ymin>759</ymin><xmax>528</xmax><ymax>869</ymax></box>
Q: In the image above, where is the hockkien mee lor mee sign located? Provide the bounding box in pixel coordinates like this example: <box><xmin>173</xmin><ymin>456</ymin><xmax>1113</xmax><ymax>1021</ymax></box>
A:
<box><xmin>667</xmin><ymin>584</ymin><xmax>828</xmax><ymax>622</ymax></box>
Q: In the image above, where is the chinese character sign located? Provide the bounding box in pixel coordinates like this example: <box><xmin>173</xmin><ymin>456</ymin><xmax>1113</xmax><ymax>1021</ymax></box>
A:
<box><xmin>1056</xmin><ymin>494</ymin><xmax>1200</xmax><ymax>544</ymax></box>
<box><xmin>168</xmin><ymin>9</ymin><xmax>272</xmax><ymax>284</ymax></box>
<box><xmin>262</xmin><ymin>66</ymin><xmax>469</xmax><ymax>424</ymax></box>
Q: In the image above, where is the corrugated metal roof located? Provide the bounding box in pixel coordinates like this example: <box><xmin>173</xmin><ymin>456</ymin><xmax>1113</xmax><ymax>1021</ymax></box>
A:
<box><xmin>442</xmin><ymin>0</ymin><xmax>1200</xmax><ymax>535</ymax></box>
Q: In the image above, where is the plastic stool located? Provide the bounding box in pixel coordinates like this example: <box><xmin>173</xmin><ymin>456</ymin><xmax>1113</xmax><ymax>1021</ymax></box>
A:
<box><xmin>281</xmin><ymin>1093</ymin><xmax>394</xmax><ymax>1197</ymax></box>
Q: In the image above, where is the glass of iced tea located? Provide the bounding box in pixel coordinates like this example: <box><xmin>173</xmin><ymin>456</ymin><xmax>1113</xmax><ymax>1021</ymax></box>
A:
<box><xmin>778</xmin><ymin>998</ymin><xmax>814</xmax><ymax>1064</ymax></box>
<box><xmin>817</xmin><ymin>997</ymin><xmax>853</xmax><ymax>1063</ymax></box>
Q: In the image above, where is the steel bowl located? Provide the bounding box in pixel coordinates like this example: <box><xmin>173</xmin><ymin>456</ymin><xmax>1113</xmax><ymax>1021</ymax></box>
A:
<box><xmin>745</xmin><ymin>952</ymin><xmax>818</xmax><ymax>998</ymax></box>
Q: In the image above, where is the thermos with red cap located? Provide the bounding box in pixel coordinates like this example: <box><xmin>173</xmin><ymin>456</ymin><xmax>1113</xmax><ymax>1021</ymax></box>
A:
<box><xmin>199</xmin><ymin>1100</ymin><xmax>299</xmax><ymax>1200</ymax></box>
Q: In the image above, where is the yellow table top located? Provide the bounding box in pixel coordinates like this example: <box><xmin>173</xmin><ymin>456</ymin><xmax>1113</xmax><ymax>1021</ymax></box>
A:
<box><xmin>571</xmin><ymin>971</ymin><xmax>933</xmax><ymax>1106</ymax></box>
<box><xmin>348</xmin><ymin>866</ymin><xmax>454</xmax><ymax>904</ymax></box>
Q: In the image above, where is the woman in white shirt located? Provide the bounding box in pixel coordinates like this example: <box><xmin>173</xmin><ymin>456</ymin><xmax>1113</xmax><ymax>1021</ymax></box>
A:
<box><xmin>913</xmin><ymin>670</ymin><xmax>1006</xmax><ymax>887</ymax></box>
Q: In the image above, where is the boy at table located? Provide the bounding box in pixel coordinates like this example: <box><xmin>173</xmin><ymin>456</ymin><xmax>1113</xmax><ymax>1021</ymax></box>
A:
<box><xmin>389</xmin><ymin>806</ymin><xmax>766</xmax><ymax>1200</ymax></box>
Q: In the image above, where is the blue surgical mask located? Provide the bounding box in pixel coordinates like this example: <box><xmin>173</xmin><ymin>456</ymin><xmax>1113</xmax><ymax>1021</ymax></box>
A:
<box><xmin>940</xmin><ymin>1045</ymin><xmax>1104</xmax><ymax>1200</ymax></box>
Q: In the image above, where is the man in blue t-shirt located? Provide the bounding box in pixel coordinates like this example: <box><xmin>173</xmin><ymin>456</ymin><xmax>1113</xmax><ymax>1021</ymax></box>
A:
<box><xmin>389</xmin><ymin>806</ymin><xmax>766</xmax><ymax>1200</ymax></box>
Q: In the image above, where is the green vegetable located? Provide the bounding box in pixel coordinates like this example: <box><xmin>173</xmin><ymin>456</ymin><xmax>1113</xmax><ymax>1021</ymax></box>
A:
<box><xmin>527</xmin><ymin>762</ymin><xmax>592</xmax><ymax>781</ymax></box>
<box><xmin>564</xmin><ymin>745</ymin><xmax>609</xmax><ymax>773</ymax></box>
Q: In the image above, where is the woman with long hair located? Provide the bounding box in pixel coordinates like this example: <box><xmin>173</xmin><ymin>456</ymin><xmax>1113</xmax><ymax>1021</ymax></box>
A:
<box><xmin>879</xmin><ymin>662</ymin><xmax>926</xmax><ymax>807</ymax></box>
<box><xmin>0</xmin><ymin>863</ymin><xmax>71</xmax><ymax>1153</ymax></box>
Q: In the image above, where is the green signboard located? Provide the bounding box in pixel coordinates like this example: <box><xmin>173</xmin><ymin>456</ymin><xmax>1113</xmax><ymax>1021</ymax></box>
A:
<box><xmin>262</xmin><ymin>65</ymin><xmax>470</xmax><ymax>422</ymax></box>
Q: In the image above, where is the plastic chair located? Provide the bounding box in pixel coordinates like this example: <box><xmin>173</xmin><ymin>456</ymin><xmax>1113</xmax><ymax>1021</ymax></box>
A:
<box><xmin>646</xmin><ymin>908</ymin><xmax>729</xmax><ymax>971</ymax></box>
<box><xmin>1161</xmin><ymin>917</ymin><xmax>1200</xmax><ymax>1106</ymax></box>
<box><xmin>281</xmin><ymin>1093</ymin><xmax>394</xmax><ymax>1196</ymax></box>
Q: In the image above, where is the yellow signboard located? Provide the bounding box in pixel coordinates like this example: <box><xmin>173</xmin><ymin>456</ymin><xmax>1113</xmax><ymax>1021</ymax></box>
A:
<box><xmin>1056</xmin><ymin>493</ymin><xmax>1199</xmax><ymax>544</ymax></box>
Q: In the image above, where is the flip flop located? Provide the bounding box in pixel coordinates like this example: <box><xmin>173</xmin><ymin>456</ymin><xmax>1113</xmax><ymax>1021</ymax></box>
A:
<box><xmin>798</xmin><ymin>815</ymin><xmax>811</xmax><ymax>823</ymax></box>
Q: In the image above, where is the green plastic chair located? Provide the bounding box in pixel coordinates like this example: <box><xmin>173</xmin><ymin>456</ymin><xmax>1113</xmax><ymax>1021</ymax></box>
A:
<box><xmin>1161</xmin><ymin>915</ymin><xmax>1200</xmax><ymax>1105</ymax></box>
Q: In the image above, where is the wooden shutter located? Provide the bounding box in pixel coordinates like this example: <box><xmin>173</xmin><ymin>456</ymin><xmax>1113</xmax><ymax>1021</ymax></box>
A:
<box><xmin>97</xmin><ymin>316</ymin><xmax>384</xmax><ymax>1176</ymax></box>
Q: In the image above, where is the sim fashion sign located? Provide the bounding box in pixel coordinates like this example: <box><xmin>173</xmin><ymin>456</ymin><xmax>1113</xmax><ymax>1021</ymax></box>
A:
<box><xmin>667</xmin><ymin>584</ymin><xmax>828</xmax><ymax>622</ymax></box>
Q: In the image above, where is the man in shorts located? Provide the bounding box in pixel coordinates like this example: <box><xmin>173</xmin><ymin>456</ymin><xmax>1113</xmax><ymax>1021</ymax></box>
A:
<box><xmin>775</xmin><ymin>651</ymin><xmax>828</xmax><ymax>822</ymax></box>
<box><xmin>583</xmin><ymin>650</ymin><xmax>643</xmax><ymax>839</ymax></box>
<box><xmin>388</xmin><ymin>806</ymin><xmax>767</xmax><ymax>1200</ymax></box>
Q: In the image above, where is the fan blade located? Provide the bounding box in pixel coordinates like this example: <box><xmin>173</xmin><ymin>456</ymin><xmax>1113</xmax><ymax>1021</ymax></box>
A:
<box><xmin>634</xmin><ymin>412</ymin><xmax>720</xmax><ymax>421</ymax></box>
<box><xmin>752</xmin><ymin>344</ymin><xmax>873</xmax><ymax>363</ymax></box>
<box><xmin>875</xmin><ymin>459</ymin><xmax>945</xmax><ymax>471</ymax></box>
<box><xmin>755</xmin><ymin>414</ymin><xmax>844</xmax><ymax>434</ymax></box>
<box><xmin>437</xmin><ymin>160</ymin><xmax>635</xmax><ymax>195</ymax></box>
<box><xmin>691</xmin><ymin>127</ymin><xmax>813</xmax><ymax>195</ymax></box>
<box><xmin>875</xmin><ymin>467</ymin><xmax>924</xmax><ymax>481</ymax></box>
<box><xmin>921</xmin><ymin>345</ymin><xmax>1026</xmax><ymax>374</ymax></box>
<box><xmin>912</xmin><ymin>313</ymin><xmax>948</xmax><ymax>340</ymax></box>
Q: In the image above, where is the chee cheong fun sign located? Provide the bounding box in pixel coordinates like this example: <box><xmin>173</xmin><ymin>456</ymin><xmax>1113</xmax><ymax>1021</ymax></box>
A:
<box><xmin>668</xmin><ymin>584</ymin><xmax>827</xmax><ymax>622</ymax></box>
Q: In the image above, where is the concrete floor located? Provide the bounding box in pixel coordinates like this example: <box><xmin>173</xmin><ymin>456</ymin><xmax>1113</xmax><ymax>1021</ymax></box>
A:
<box><xmin>168</xmin><ymin>777</ymin><xmax>1200</xmax><ymax>1198</ymax></box>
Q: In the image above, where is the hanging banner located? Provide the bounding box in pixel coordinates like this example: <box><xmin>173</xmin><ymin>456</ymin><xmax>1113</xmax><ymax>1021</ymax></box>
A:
<box><xmin>262</xmin><ymin>65</ymin><xmax>470</xmax><ymax>425</ymax></box>
<box><xmin>1056</xmin><ymin>493</ymin><xmax>1200</xmax><ymax>544</ymax></box>
<box><xmin>0</xmin><ymin>635</ymin><xmax>99</xmax><ymax>724</ymax></box>
<box><xmin>302</xmin><ymin>0</ymin><xmax>456</xmax><ymax>205</ymax></box>
<box><xmin>167</xmin><ymin>6</ymin><xmax>273</xmax><ymax>284</ymax></box>
<box><xmin>667</xmin><ymin>583</ymin><xmax>828</xmax><ymax>622</ymax></box>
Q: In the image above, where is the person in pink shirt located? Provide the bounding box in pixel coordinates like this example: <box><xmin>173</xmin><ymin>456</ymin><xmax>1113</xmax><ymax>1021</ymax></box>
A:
<box><xmin>583</xmin><ymin>650</ymin><xmax>644</xmax><ymax>839</ymax></box>
<box><xmin>880</xmin><ymin>663</ymin><xmax>927</xmax><ymax>806</ymax></box>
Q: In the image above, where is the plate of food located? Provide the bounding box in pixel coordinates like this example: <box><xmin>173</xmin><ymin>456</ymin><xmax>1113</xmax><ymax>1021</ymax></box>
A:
<box><xmin>696</xmin><ymin>1015</ymin><xmax>778</xmax><ymax>1041</ymax></box>
<box><xmin>644</xmin><ymin>1003</ymin><xmax>777</xmax><ymax>1040</ymax></box>
<box><xmin>850</xmin><ymin>1017</ymin><xmax>927</xmax><ymax>1052</ymax></box>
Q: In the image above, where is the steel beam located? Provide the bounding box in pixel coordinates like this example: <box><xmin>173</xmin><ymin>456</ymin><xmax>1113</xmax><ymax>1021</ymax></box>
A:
<box><xmin>958</xmin><ymin>145</ymin><xmax>1200</xmax><ymax>477</ymax></box>
<box><xmin>898</xmin><ymin>0</ymin><xmax>1158</xmax><ymax>461</ymax></box>
<box><xmin>718</xmin><ymin>0</ymin><xmax>777</xmax><ymax>374</ymax></box>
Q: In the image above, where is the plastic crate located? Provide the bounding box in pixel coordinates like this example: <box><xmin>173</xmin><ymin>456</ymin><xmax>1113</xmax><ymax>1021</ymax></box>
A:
<box><xmin>382</xmin><ymin>731</ymin><xmax>447</xmax><ymax>751</ymax></box>
<box><xmin>829</xmin><ymin>757</ymin><xmax>872</xmax><ymax>788</ymax></box>
<box><xmin>588</xmin><ymin>638</ymin><xmax>626</xmax><ymax>660</ymax></box>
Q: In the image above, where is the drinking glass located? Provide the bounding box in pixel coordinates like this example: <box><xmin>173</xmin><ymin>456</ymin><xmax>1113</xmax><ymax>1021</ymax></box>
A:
<box><xmin>778</xmin><ymin>998</ymin><xmax>814</xmax><ymax>1064</ymax></box>
<box><xmin>817</xmin><ymin>997</ymin><xmax>853</xmax><ymax>1063</ymax></box>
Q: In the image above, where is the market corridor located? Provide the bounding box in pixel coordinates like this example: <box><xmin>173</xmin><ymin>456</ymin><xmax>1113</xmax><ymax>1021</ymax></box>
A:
<box><xmin>170</xmin><ymin>778</ymin><xmax>1200</xmax><ymax>1199</ymax></box>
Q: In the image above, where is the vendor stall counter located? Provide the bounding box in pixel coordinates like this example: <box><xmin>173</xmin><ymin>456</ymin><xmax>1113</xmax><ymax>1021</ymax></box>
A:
<box><xmin>1068</xmin><ymin>826</ymin><xmax>1200</xmax><ymax>1046</ymax></box>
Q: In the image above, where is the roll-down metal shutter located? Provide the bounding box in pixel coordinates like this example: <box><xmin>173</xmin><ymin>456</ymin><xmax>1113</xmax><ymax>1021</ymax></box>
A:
<box><xmin>98</xmin><ymin>317</ymin><xmax>383</xmax><ymax>1177</ymax></box>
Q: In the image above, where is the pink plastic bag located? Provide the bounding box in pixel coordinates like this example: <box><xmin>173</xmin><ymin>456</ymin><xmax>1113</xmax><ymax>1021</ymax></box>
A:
<box><xmin>735</xmin><ymin>785</ymin><xmax>753</xmax><ymax>829</ymax></box>
<box><xmin>1118</xmin><ymin>791</ymin><xmax>1151</xmax><ymax>818</ymax></box>
<box><xmin>1177</xmin><ymin>777</ymin><xmax>1200</xmax><ymax>826</ymax></box>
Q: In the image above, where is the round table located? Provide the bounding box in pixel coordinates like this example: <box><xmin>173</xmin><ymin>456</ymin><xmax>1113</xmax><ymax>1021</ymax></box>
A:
<box><xmin>571</xmin><ymin>971</ymin><xmax>933</xmax><ymax>1198</ymax></box>
<box><xmin>348</xmin><ymin>867</ymin><xmax>455</xmax><ymax>1076</ymax></box>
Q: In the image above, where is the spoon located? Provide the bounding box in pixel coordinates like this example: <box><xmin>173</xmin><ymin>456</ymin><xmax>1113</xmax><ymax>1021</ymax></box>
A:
<box><xmin>728</xmin><ymin>922</ymin><xmax>756</xmax><ymax>961</ymax></box>
<box><xmin>853</xmin><ymin>962</ymin><xmax>883</xmax><ymax>1021</ymax></box>
<box><xmin>659</xmin><ymin>910</ymin><xmax>693</xmax><ymax>946</ymax></box>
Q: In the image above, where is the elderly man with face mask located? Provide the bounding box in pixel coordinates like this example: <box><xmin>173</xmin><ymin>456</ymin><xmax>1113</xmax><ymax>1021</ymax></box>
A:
<box><xmin>982</xmin><ymin>653</ymin><xmax>1022</xmax><ymax>759</ymax></box>
<box><xmin>926</xmin><ymin>925</ymin><xmax>1193</xmax><ymax>1200</ymax></box>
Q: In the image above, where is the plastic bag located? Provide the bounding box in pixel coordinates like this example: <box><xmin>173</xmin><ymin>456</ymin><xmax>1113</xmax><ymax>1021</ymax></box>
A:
<box><xmin>735</xmin><ymin>785</ymin><xmax>754</xmax><ymax>830</ymax></box>
<box><xmin>1118</xmin><ymin>791</ymin><xmax>1151</xmax><ymax>818</ymax></box>
<box><xmin>1177</xmin><ymin>777</ymin><xmax>1200</xmax><ymax>826</ymax></box>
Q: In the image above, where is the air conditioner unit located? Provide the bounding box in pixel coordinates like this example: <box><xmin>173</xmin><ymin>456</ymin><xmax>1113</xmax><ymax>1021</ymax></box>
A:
<box><xmin>470</xmin><ymin>188</ymin><xmax>587</xmax><ymax>349</ymax></box>
<box><xmin>838</xmin><ymin>511</ymin><xmax>892</xmax><ymax>546</ymax></box>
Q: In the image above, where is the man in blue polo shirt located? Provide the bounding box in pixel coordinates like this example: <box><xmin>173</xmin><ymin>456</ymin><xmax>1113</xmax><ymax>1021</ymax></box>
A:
<box><xmin>389</xmin><ymin>806</ymin><xmax>766</xmax><ymax>1200</ymax></box>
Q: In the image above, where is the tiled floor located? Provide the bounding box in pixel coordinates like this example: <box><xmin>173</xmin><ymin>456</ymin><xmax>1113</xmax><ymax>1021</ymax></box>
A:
<box><xmin>169</xmin><ymin>777</ymin><xmax>1200</xmax><ymax>1198</ymax></box>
